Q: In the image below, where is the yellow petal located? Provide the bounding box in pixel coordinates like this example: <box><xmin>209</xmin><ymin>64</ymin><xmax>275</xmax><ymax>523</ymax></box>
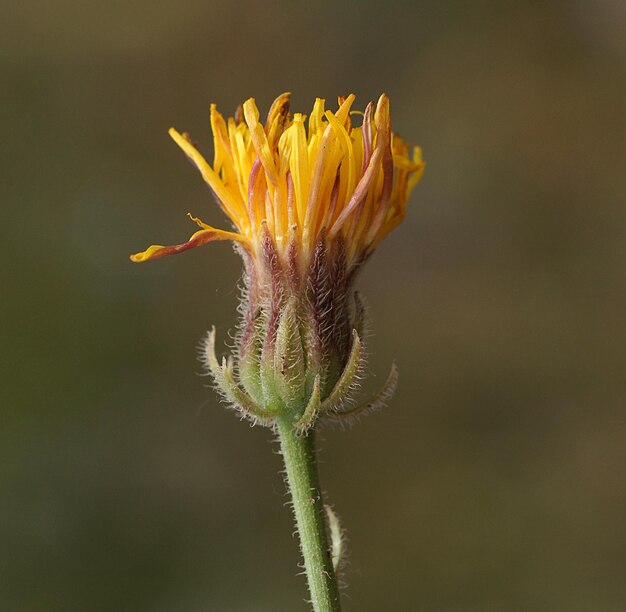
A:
<box><xmin>406</xmin><ymin>146</ymin><xmax>425</xmax><ymax>195</ymax></box>
<box><xmin>308</xmin><ymin>98</ymin><xmax>325</xmax><ymax>139</ymax></box>
<box><xmin>168</xmin><ymin>128</ymin><xmax>247</xmax><ymax>231</ymax></box>
<box><xmin>265</xmin><ymin>92</ymin><xmax>291</xmax><ymax>146</ymax></box>
<box><xmin>243</xmin><ymin>98</ymin><xmax>279</xmax><ymax>186</ymax></box>
<box><xmin>130</xmin><ymin>222</ymin><xmax>246</xmax><ymax>263</ymax></box>
<box><xmin>289</xmin><ymin>114</ymin><xmax>310</xmax><ymax>227</ymax></box>
<box><xmin>328</xmin><ymin>96</ymin><xmax>390</xmax><ymax>238</ymax></box>
<box><xmin>325</xmin><ymin>109</ymin><xmax>356</xmax><ymax>203</ymax></box>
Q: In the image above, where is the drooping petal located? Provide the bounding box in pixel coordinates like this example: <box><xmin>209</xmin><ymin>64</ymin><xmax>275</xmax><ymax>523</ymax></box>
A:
<box><xmin>130</xmin><ymin>220</ymin><xmax>246</xmax><ymax>262</ymax></box>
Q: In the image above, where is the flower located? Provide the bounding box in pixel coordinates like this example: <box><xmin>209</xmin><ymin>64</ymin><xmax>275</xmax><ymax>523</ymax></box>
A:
<box><xmin>131</xmin><ymin>93</ymin><xmax>424</xmax><ymax>429</ymax></box>
<box><xmin>131</xmin><ymin>93</ymin><xmax>422</xmax><ymax>267</ymax></box>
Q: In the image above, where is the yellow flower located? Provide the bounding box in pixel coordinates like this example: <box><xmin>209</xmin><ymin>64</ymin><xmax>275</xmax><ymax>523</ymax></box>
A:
<box><xmin>131</xmin><ymin>93</ymin><xmax>425</xmax><ymax>428</ymax></box>
<box><xmin>130</xmin><ymin>93</ymin><xmax>424</xmax><ymax>269</ymax></box>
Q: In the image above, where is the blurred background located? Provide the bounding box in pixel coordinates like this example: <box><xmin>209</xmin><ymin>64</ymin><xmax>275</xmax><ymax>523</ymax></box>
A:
<box><xmin>2</xmin><ymin>1</ymin><xmax>625</xmax><ymax>610</ymax></box>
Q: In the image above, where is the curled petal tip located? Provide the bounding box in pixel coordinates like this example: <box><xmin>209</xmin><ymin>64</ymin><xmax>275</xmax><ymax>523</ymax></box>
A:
<box><xmin>130</xmin><ymin>245</ymin><xmax>167</xmax><ymax>262</ymax></box>
<box><xmin>130</xmin><ymin>224</ymin><xmax>247</xmax><ymax>262</ymax></box>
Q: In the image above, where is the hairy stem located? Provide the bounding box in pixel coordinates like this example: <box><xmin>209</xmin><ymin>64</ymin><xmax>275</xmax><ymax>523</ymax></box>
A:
<box><xmin>277</xmin><ymin>418</ymin><xmax>341</xmax><ymax>612</ymax></box>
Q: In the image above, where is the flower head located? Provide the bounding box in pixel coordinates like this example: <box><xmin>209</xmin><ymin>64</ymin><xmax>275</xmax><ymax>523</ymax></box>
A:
<box><xmin>132</xmin><ymin>93</ymin><xmax>424</xmax><ymax>429</ymax></box>
<box><xmin>131</xmin><ymin>93</ymin><xmax>422</xmax><ymax>269</ymax></box>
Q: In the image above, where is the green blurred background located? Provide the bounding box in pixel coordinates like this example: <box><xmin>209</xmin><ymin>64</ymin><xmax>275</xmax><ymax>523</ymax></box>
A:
<box><xmin>2</xmin><ymin>1</ymin><xmax>625</xmax><ymax>610</ymax></box>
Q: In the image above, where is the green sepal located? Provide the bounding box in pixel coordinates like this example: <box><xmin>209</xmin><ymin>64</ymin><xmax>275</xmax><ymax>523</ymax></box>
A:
<box><xmin>273</xmin><ymin>297</ymin><xmax>307</xmax><ymax>411</ymax></box>
<box><xmin>238</xmin><ymin>322</ymin><xmax>264</xmax><ymax>407</ymax></box>
<box><xmin>328</xmin><ymin>361</ymin><xmax>399</xmax><ymax>422</ymax></box>
<box><xmin>205</xmin><ymin>327</ymin><xmax>275</xmax><ymax>426</ymax></box>
<box><xmin>320</xmin><ymin>329</ymin><xmax>363</xmax><ymax>412</ymax></box>
<box><xmin>294</xmin><ymin>374</ymin><xmax>321</xmax><ymax>435</ymax></box>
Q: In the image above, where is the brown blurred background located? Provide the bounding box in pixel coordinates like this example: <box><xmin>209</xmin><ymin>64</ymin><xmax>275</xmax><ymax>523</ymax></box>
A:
<box><xmin>2</xmin><ymin>1</ymin><xmax>625</xmax><ymax>610</ymax></box>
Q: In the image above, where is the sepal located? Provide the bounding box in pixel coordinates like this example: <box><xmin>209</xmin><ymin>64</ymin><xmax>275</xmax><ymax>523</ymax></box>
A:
<box><xmin>203</xmin><ymin>327</ymin><xmax>276</xmax><ymax>426</ymax></box>
<box><xmin>327</xmin><ymin>361</ymin><xmax>399</xmax><ymax>423</ymax></box>
<box><xmin>319</xmin><ymin>330</ymin><xmax>364</xmax><ymax>413</ymax></box>
<box><xmin>273</xmin><ymin>297</ymin><xmax>307</xmax><ymax>410</ymax></box>
<box><xmin>294</xmin><ymin>375</ymin><xmax>321</xmax><ymax>435</ymax></box>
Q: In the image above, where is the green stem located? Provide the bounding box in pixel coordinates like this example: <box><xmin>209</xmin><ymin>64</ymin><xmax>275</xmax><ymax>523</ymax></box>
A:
<box><xmin>277</xmin><ymin>418</ymin><xmax>341</xmax><ymax>612</ymax></box>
